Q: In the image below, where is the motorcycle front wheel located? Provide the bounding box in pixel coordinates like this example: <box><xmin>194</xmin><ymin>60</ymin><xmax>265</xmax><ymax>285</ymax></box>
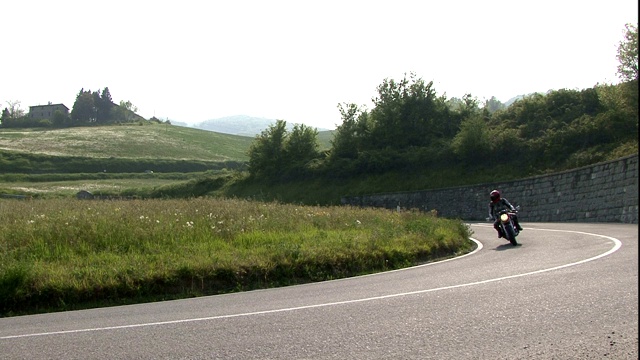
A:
<box><xmin>504</xmin><ymin>225</ymin><xmax>518</xmax><ymax>246</ymax></box>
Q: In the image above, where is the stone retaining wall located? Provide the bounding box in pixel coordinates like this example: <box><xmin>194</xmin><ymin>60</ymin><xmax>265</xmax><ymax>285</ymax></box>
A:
<box><xmin>341</xmin><ymin>154</ymin><xmax>638</xmax><ymax>223</ymax></box>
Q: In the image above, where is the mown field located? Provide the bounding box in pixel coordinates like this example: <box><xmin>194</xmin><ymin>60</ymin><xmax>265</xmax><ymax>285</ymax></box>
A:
<box><xmin>0</xmin><ymin>124</ymin><xmax>334</xmax><ymax>163</ymax></box>
<box><xmin>0</xmin><ymin>178</ymin><xmax>186</xmax><ymax>197</ymax></box>
<box><xmin>0</xmin><ymin>124</ymin><xmax>253</xmax><ymax>161</ymax></box>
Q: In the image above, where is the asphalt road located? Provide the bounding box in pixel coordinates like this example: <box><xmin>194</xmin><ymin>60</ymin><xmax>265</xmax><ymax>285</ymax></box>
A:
<box><xmin>1</xmin><ymin>223</ymin><xmax>637</xmax><ymax>359</ymax></box>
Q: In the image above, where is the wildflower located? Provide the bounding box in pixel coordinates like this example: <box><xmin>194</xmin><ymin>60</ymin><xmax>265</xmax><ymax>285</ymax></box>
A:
<box><xmin>356</xmin><ymin>220</ymin><xmax>362</xmax><ymax>225</ymax></box>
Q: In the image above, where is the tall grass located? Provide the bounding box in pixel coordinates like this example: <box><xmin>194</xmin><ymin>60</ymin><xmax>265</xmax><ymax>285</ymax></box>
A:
<box><xmin>0</xmin><ymin>197</ymin><xmax>473</xmax><ymax>316</ymax></box>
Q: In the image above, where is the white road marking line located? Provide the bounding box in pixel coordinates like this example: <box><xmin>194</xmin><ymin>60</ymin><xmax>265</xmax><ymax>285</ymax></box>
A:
<box><xmin>0</xmin><ymin>227</ymin><xmax>621</xmax><ymax>340</ymax></box>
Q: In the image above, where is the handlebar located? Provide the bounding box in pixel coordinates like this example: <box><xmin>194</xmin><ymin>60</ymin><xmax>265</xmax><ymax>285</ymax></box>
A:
<box><xmin>487</xmin><ymin>205</ymin><xmax>521</xmax><ymax>221</ymax></box>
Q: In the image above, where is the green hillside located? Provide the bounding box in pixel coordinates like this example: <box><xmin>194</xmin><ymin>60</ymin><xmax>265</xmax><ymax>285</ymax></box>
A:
<box><xmin>0</xmin><ymin>123</ymin><xmax>253</xmax><ymax>162</ymax></box>
<box><xmin>317</xmin><ymin>130</ymin><xmax>334</xmax><ymax>150</ymax></box>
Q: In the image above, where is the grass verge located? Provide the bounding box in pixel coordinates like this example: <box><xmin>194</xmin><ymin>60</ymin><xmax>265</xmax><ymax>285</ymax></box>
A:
<box><xmin>0</xmin><ymin>197</ymin><xmax>474</xmax><ymax>317</ymax></box>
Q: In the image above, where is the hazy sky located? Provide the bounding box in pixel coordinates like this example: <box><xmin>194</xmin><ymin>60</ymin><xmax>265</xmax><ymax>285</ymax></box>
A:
<box><xmin>2</xmin><ymin>0</ymin><xmax>637</xmax><ymax>130</ymax></box>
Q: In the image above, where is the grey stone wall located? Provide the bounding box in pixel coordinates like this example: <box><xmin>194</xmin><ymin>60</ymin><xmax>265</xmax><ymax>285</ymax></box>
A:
<box><xmin>341</xmin><ymin>154</ymin><xmax>638</xmax><ymax>223</ymax></box>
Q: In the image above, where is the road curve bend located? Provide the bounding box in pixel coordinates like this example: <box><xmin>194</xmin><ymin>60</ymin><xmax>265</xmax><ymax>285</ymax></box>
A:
<box><xmin>0</xmin><ymin>222</ymin><xmax>637</xmax><ymax>359</ymax></box>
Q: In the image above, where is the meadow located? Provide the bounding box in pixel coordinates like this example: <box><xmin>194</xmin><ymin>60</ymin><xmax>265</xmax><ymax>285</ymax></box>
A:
<box><xmin>0</xmin><ymin>197</ymin><xmax>473</xmax><ymax>316</ymax></box>
<box><xmin>0</xmin><ymin>178</ymin><xmax>182</xmax><ymax>197</ymax></box>
<box><xmin>0</xmin><ymin>125</ymin><xmax>253</xmax><ymax>161</ymax></box>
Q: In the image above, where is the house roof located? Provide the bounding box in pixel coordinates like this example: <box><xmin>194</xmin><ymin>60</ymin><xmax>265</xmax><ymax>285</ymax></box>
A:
<box><xmin>29</xmin><ymin>103</ymin><xmax>69</xmax><ymax>110</ymax></box>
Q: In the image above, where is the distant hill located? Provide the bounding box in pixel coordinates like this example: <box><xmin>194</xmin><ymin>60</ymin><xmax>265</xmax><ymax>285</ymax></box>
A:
<box><xmin>192</xmin><ymin>115</ymin><xmax>275</xmax><ymax>136</ymax></box>
<box><xmin>191</xmin><ymin>115</ymin><xmax>330</xmax><ymax>137</ymax></box>
<box><xmin>183</xmin><ymin>115</ymin><xmax>334</xmax><ymax>149</ymax></box>
<box><xmin>503</xmin><ymin>91</ymin><xmax>555</xmax><ymax>107</ymax></box>
<box><xmin>504</xmin><ymin>95</ymin><xmax>524</xmax><ymax>107</ymax></box>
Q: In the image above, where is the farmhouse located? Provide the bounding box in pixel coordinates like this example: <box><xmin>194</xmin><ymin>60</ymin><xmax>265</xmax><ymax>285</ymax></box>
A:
<box><xmin>29</xmin><ymin>103</ymin><xmax>69</xmax><ymax>120</ymax></box>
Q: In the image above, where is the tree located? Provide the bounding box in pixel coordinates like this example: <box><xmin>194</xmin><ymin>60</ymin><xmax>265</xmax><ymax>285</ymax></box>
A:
<box><xmin>96</xmin><ymin>87</ymin><xmax>114</xmax><ymax>122</ymax></box>
<box><xmin>484</xmin><ymin>96</ymin><xmax>506</xmax><ymax>113</ymax></box>
<box><xmin>5</xmin><ymin>100</ymin><xmax>25</xmax><ymax>119</ymax></box>
<box><xmin>69</xmin><ymin>87</ymin><xmax>120</xmax><ymax>124</ymax></box>
<box><xmin>614</xmin><ymin>23</ymin><xmax>639</xmax><ymax>121</ymax></box>
<box><xmin>247</xmin><ymin>120</ymin><xmax>288</xmax><ymax>179</ymax></box>
<box><xmin>367</xmin><ymin>73</ymin><xmax>453</xmax><ymax>149</ymax></box>
<box><xmin>52</xmin><ymin>110</ymin><xmax>69</xmax><ymax>127</ymax></box>
<box><xmin>451</xmin><ymin>115</ymin><xmax>492</xmax><ymax>163</ymax></box>
<box><xmin>110</xmin><ymin>100</ymin><xmax>138</xmax><ymax>122</ymax></box>
<box><xmin>283</xmin><ymin>123</ymin><xmax>320</xmax><ymax>178</ymax></box>
<box><xmin>119</xmin><ymin>100</ymin><xmax>137</xmax><ymax>113</ymax></box>
<box><xmin>0</xmin><ymin>108</ymin><xmax>10</xmax><ymax>125</ymax></box>
<box><xmin>248</xmin><ymin>120</ymin><xmax>323</xmax><ymax>180</ymax></box>
<box><xmin>71</xmin><ymin>90</ymin><xmax>97</xmax><ymax>124</ymax></box>
<box><xmin>329</xmin><ymin>103</ymin><xmax>368</xmax><ymax>160</ymax></box>
<box><xmin>458</xmin><ymin>94</ymin><xmax>480</xmax><ymax>118</ymax></box>
<box><xmin>0</xmin><ymin>102</ymin><xmax>28</xmax><ymax>128</ymax></box>
<box><xmin>617</xmin><ymin>23</ymin><xmax>638</xmax><ymax>82</ymax></box>
<box><xmin>101</xmin><ymin>87</ymin><xmax>113</xmax><ymax>104</ymax></box>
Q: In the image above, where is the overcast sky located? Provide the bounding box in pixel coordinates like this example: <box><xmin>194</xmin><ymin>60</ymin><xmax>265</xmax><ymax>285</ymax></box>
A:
<box><xmin>2</xmin><ymin>0</ymin><xmax>637</xmax><ymax>130</ymax></box>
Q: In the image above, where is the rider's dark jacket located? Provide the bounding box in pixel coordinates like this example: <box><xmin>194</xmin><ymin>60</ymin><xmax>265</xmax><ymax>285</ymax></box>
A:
<box><xmin>488</xmin><ymin>198</ymin><xmax>516</xmax><ymax>221</ymax></box>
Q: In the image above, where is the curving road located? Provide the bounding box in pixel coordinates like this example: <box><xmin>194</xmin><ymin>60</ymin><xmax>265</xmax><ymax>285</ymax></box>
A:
<box><xmin>1</xmin><ymin>223</ymin><xmax>637</xmax><ymax>359</ymax></box>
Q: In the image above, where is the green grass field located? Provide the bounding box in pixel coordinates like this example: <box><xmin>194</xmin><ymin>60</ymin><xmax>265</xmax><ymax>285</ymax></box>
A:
<box><xmin>0</xmin><ymin>178</ymin><xmax>185</xmax><ymax>197</ymax></box>
<box><xmin>0</xmin><ymin>124</ymin><xmax>334</xmax><ymax>162</ymax></box>
<box><xmin>0</xmin><ymin>197</ymin><xmax>473</xmax><ymax>316</ymax></box>
<box><xmin>0</xmin><ymin>125</ymin><xmax>469</xmax><ymax>318</ymax></box>
<box><xmin>0</xmin><ymin>124</ymin><xmax>253</xmax><ymax>162</ymax></box>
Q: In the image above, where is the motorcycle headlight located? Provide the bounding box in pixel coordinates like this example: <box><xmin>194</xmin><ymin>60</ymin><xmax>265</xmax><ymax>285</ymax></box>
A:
<box><xmin>500</xmin><ymin>213</ymin><xmax>509</xmax><ymax>222</ymax></box>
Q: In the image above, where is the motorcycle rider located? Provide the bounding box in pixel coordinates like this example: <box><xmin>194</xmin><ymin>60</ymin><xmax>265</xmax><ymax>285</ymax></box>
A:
<box><xmin>488</xmin><ymin>190</ymin><xmax>523</xmax><ymax>238</ymax></box>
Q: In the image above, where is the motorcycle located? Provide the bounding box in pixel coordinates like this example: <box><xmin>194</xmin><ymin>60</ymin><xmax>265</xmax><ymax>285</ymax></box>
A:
<box><xmin>497</xmin><ymin>205</ymin><xmax>520</xmax><ymax>246</ymax></box>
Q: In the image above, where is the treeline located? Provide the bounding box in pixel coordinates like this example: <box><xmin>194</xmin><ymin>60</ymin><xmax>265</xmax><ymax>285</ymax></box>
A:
<box><xmin>0</xmin><ymin>87</ymin><xmax>165</xmax><ymax>128</ymax></box>
<box><xmin>250</xmin><ymin>23</ymin><xmax>638</xmax><ymax>182</ymax></box>
<box><xmin>248</xmin><ymin>75</ymin><xmax>637</xmax><ymax>181</ymax></box>
<box><xmin>68</xmin><ymin>87</ymin><xmax>146</xmax><ymax>126</ymax></box>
